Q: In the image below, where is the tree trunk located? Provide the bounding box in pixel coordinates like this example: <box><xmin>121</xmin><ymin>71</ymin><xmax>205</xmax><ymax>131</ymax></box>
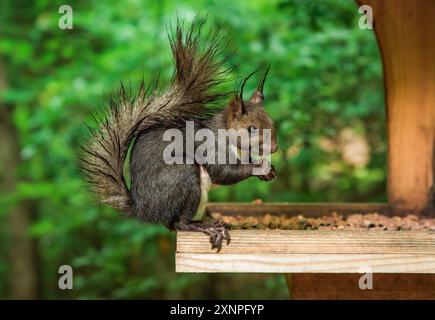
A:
<box><xmin>0</xmin><ymin>60</ymin><xmax>39</xmax><ymax>299</ymax></box>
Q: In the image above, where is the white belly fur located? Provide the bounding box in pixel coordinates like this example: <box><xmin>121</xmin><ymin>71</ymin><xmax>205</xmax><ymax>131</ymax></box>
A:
<box><xmin>194</xmin><ymin>165</ymin><xmax>212</xmax><ymax>221</ymax></box>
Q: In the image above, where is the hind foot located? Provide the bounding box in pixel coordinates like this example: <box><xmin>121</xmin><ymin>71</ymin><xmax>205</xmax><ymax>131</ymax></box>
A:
<box><xmin>175</xmin><ymin>220</ymin><xmax>231</xmax><ymax>251</ymax></box>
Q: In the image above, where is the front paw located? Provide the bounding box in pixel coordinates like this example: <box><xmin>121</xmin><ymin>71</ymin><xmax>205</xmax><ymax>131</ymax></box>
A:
<box><xmin>257</xmin><ymin>165</ymin><xmax>277</xmax><ymax>181</ymax></box>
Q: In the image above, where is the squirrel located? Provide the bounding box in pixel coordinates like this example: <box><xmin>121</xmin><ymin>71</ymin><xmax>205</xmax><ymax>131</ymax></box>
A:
<box><xmin>80</xmin><ymin>18</ymin><xmax>278</xmax><ymax>250</ymax></box>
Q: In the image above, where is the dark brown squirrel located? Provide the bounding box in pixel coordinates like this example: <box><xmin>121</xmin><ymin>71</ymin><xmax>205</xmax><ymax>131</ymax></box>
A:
<box><xmin>80</xmin><ymin>18</ymin><xmax>278</xmax><ymax>250</ymax></box>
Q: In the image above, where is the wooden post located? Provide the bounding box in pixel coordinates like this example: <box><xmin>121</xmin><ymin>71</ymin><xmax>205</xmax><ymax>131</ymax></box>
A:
<box><xmin>369</xmin><ymin>0</ymin><xmax>435</xmax><ymax>216</ymax></box>
<box><xmin>288</xmin><ymin>0</ymin><xmax>435</xmax><ymax>299</ymax></box>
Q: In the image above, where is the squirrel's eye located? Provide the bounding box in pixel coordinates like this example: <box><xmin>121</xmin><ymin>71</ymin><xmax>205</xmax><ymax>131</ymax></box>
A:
<box><xmin>248</xmin><ymin>126</ymin><xmax>257</xmax><ymax>134</ymax></box>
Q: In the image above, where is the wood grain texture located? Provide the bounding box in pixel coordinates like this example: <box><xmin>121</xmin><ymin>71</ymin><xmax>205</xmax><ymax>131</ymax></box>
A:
<box><xmin>177</xmin><ymin>253</ymin><xmax>435</xmax><ymax>273</ymax></box>
<box><xmin>177</xmin><ymin>230</ymin><xmax>435</xmax><ymax>254</ymax></box>
<box><xmin>176</xmin><ymin>230</ymin><xmax>435</xmax><ymax>273</ymax></box>
<box><xmin>288</xmin><ymin>274</ymin><xmax>435</xmax><ymax>300</ymax></box>
<box><xmin>362</xmin><ymin>0</ymin><xmax>435</xmax><ymax>215</ymax></box>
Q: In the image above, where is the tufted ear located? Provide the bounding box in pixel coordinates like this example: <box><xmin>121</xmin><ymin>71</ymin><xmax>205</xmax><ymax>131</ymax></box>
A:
<box><xmin>228</xmin><ymin>98</ymin><xmax>245</xmax><ymax>119</ymax></box>
<box><xmin>250</xmin><ymin>64</ymin><xmax>271</xmax><ymax>105</ymax></box>
<box><xmin>238</xmin><ymin>69</ymin><xmax>258</xmax><ymax>114</ymax></box>
<box><xmin>249</xmin><ymin>90</ymin><xmax>264</xmax><ymax>104</ymax></box>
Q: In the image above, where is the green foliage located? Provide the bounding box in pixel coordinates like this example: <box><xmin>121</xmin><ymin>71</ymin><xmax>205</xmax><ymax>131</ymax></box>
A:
<box><xmin>0</xmin><ymin>0</ymin><xmax>385</xmax><ymax>299</ymax></box>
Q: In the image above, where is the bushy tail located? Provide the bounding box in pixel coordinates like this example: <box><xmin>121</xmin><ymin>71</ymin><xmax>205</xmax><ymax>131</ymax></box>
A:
<box><xmin>80</xmin><ymin>17</ymin><xmax>231</xmax><ymax>213</ymax></box>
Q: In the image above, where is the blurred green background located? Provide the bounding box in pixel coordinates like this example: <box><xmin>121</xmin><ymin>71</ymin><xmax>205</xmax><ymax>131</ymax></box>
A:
<box><xmin>0</xmin><ymin>0</ymin><xmax>385</xmax><ymax>299</ymax></box>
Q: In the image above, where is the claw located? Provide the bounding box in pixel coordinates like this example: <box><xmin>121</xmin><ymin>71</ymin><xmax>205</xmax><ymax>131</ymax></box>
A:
<box><xmin>223</xmin><ymin>228</ymin><xmax>231</xmax><ymax>244</ymax></box>
<box><xmin>176</xmin><ymin>220</ymin><xmax>231</xmax><ymax>251</ymax></box>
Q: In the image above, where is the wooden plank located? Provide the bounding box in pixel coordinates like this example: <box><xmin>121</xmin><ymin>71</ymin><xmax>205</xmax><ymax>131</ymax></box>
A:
<box><xmin>206</xmin><ymin>202</ymin><xmax>389</xmax><ymax>217</ymax></box>
<box><xmin>176</xmin><ymin>230</ymin><xmax>435</xmax><ymax>273</ymax></box>
<box><xmin>177</xmin><ymin>230</ymin><xmax>435</xmax><ymax>255</ymax></box>
<box><xmin>288</xmin><ymin>274</ymin><xmax>435</xmax><ymax>300</ymax></box>
<box><xmin>176</xmin><ymin>253</ymin><xmax>435</xmax><ymax>273</ymax></box>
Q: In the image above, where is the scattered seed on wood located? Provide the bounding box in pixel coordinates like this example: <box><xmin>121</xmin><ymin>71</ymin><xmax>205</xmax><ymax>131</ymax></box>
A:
<box><xmin>210</xmin><ymin>212</ymin><xmax>435</xmax><ymax>231</ymax></box>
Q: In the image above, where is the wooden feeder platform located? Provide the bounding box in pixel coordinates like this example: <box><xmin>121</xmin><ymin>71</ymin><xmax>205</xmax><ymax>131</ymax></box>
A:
<box><xmin>177</xmin><ymin>203</ymin><xmax>435</xmax><ymax>299</ymax></box>
<box><xmin>177</xmin><ymin>203</ymin><xmax>435</xmax><ymax>274</ymax></box>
